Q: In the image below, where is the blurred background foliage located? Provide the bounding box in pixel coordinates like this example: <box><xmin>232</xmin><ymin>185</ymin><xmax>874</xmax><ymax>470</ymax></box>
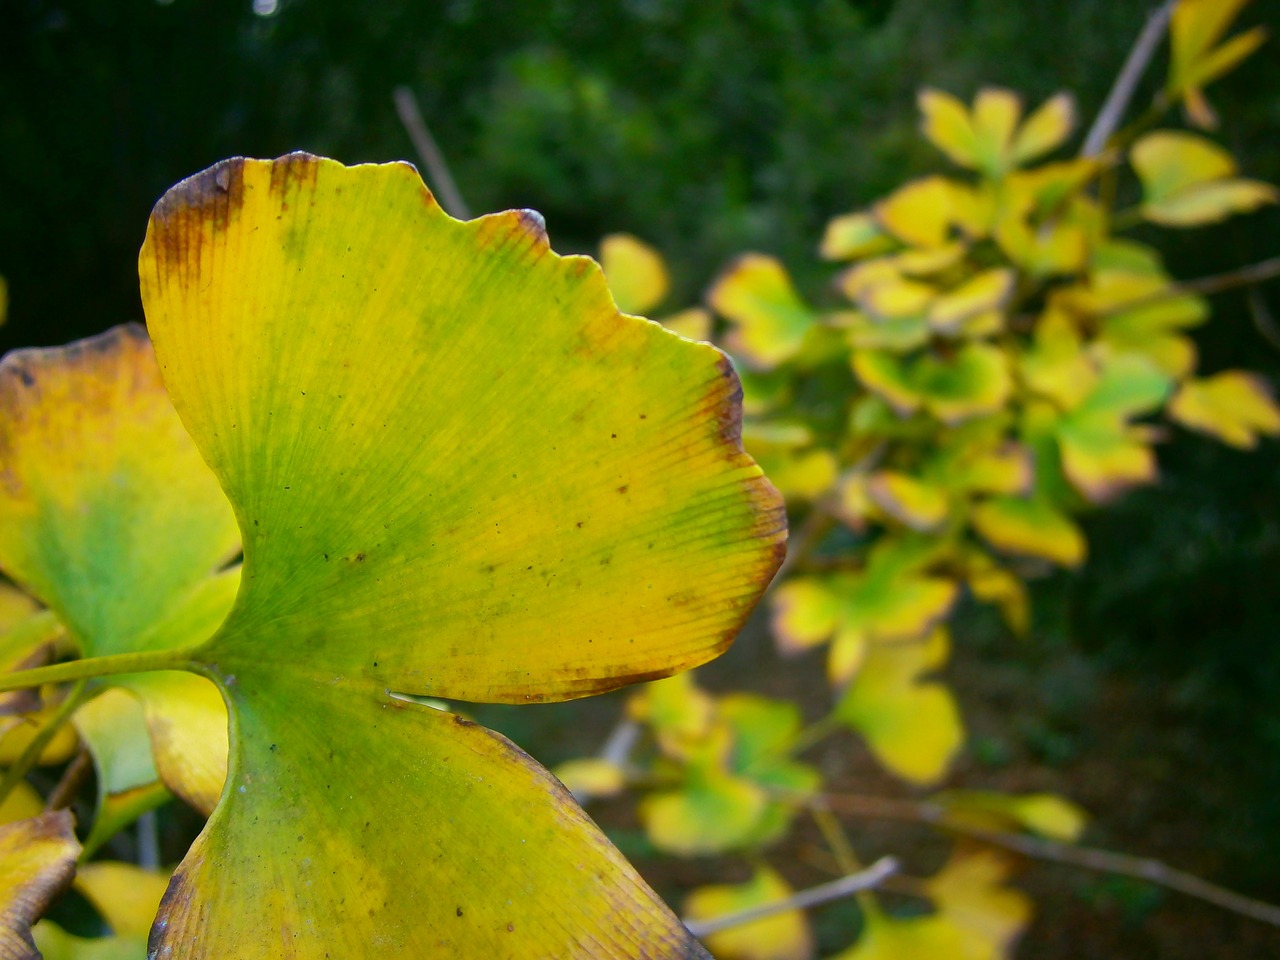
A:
<box><xmin>3</xmin><ymin>0</ymin><xmax>1280</xmax><ymax>938</ymax></box>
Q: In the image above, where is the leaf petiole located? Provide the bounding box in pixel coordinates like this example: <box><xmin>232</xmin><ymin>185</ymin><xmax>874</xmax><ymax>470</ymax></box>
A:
<box><xmin>0</xmin><ymin>649</ymin><xmax>197</xmax><ymax>693</ymax></box>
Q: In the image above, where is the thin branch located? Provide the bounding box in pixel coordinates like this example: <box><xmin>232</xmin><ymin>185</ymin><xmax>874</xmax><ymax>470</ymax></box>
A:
<box><xmin>136</xmin><ymin>811</ymin><xmax>160</xmax><ymax>871</ymax></box>
<box><xmin>570</xmin><ymin>716</ymin><xmax>641</xmax><ymax>804</ymax></box>
<box><xmin>683</xmin><ymin>857</ymin><xmax>900</xmax><ymax>937</ymax></box>
<box><xmin>1248</xmin><ymin>287</ymin><xmax>1280</xmax><ymax>353</ymax></box>
<box><xmin>1081</xmin><ymin>1</ymin><xmax>1176</xmax><ymax>157</ymax></box>
<box><xmin>0</xmin><ymin>680</ymin><xmax>88</xmax><ymax>807</ymax></box>
<box><xmin>392</xmin><ymin>86</ymin><xmax>471</xmax><ymax>220</ymax></box>
<box><xmin>817</xmin><ymin>792</ymin><xmax>1280</xmax><ymax>928</ymax></box>
<box><xmin>45</xmin><ymin>749</ymin><xmax>92</xmax><ymax>811</ymax></box>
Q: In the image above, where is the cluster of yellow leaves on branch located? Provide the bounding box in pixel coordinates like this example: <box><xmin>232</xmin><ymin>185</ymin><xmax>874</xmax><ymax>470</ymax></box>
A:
<box><xmin>564</xmin><ymin>2</ymin><xmax>1279</xmax><ymax>957</ymax></box>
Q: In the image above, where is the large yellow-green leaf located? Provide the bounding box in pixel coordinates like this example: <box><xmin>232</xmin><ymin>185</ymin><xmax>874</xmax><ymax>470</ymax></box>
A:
<box><xmin>1168</xmin><ymin>371</ymin><xmax>1280</xmax><ymax>449</ymax></box>
<box><xmin>709</xmin><ymin>254</ymin><xmax>818</xmax><ymax>369</ymax></box>
<box><xmin>0</xmin><ymin>327</ymin><xmax>238</xmax><ymax>810</ymax></box>
<box><xmin>138</xmin><ymin>154</ymin><xmax>785</xmax><ymax>957</ymax></box>
<box><xmin>1131</xmin><ymin>131</ymin><xmax>1277</xmax><ymax>226</ymax></box>
<box><xmin>0</xmin><ymin>811</ymin><xmax>79</xmax><ymax>960</ymax></box>
<box><xmin>684</xmin><ymin>866</ymin><xmax>813</xmax><ymax>960</ymax></box>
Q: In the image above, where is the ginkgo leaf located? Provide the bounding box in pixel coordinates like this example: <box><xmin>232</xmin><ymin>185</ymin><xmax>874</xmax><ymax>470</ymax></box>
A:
<box><xmin>553</xmin><ymin>757</ymin><xmax>626</xmax><ymax>799</ymax></box>
<box><xmin>874</xmin><ymin>177</ymin><xmax>954</xmax><ymax>248</ymax></box>
<box><xmin>1168</xmin><ymin>371</ymin><xmax>1280</xmax><ymax>449</ymax></box>
<box><xmin>853</xmin><ymin>345</ymin><xmax>1012</xmax><ymax>425</ymax></box>
<box><xmin>933</xmin><ymin>789</ymin><xmax>1088</xmax><ymax>841</ymax></box>
<box><xmin>1132</xmin><ymin>131</ymin><xmax>1277</xmax><ymax>226</ymax></box>
<box><xmin>866</xmin><ymin>471</ymin><xmax>950</xmax><ymax>532</ymax></box>
<box><xmin>719</xmin><ymin>694</ymin><xmax>820</xmax><ymax>807</ymax></box>
<box><xmin>742</xmin><ymin>423</ymin><xmax>838</xmax><ymax>502</ymax></box>
<box><xmin>970</xmin><ymin>88</ymin><xmax>1021</xmax><ymax>176</ymax></box>
<box><xmin>834</xmin><ymin>627</ymin><xmax>963</xmax><ymax>784</ymax></box>
<box><xmin>73</xmin><ymin>688</ymin><xmax>172</xmax><ymax>856</ymax></box>
<box><xmin>928</xmin><ymin>268</ymin><xmax>1014</xmax><ymax>334</ymax></box>
<box><xmin>963</xmin><ymin>549</ymin><xmax>1030</xmax><ymax>636</ymax></box>
<box><xmin>1055</xmin><ymin>354</ymin><xmax>1171</xmax><ymax>503</ymax></box>
<box><xmin>0</xmin><ymin>782</ymin><xmax>44</xmax><ymax>826</ymax></box>
<box><xmin>75</xmin><ymin>862</ymin><xmax>171</xmax><ymax>938</ymax></box>
<box><xmin>683</xmin><ymin>866</ymin><xmax>813</xmax><ymax>960</ymax></box>
<box><xmin>1010</xmin><ymin>92</ymin><xmax>1075</xmax><ymax>166</ymax></box>
<box><xmin>600</xmin><ymin>233</ymin><xmax>670</xmax><ymax>316</ymax></box>
<box><xmin>710</xmin><ymin>254</ymin><xmax>818</xmax><ymax>368</ymax></box>
<box><xmin>641</xmin><ymin>771</ymin><xmax>769</xmax><ymax>857</ymax></box>
<box><xmin>0</xmin><ymin>326</ymin><xmax>240</xmax><ymax>656</ymax></box>
<box><xmin>0</xmin><ymin>326</ymin><xmax>238</xmax><ymax>809</ymax></box>
<box><xmin>663</xmin><ymin>307</ymin><xmax>714</xmax><ymax>342</ymax></box>
<box><xmin>1167</xmin><ymin>0</ymin><xmax>1267</xmax><ymax>129</ymax></box>
<box><xmin>918</xmin><ymin>88</ymin><xmax>980</xmax><ymax>170</ymax></box>
<box><xmin>924</xmin><ymin>848</ymin><xmax>1032</xmax><ymax>959</ymax></box>
<box><xmin>138</xmin><ymin>153</ymin><xmax>785</xmax><ymax>957</ymax></box>
<box><xmin>972</xmin><ymin>495</ymin><xmax>1086</xmax><ymax>567</ymax></box>
<box><xmin>628</xmin><ymin>672</ymin><xmax>718</xmax><ymax>756</ymax></box>
<box><xmin>832</xmin><ymin>908</ymin><xmax>969</xmax><ymax>960</ymax></box>
<box><xmin>917</xmin><ymin>344</ymin><xmax>1013</xmax><ymax>424</ymax></box>
<box><xmin>0</xmin><ymin>694</ymin><xmax>79</xmax><ymax>766</ymax></box>
<box><xmin>0</xmin><ymin>811</ymin><xmax>79</xmax><ymax>960</ymax></box>
<box><xmin>32</xmin><ymin>923</ymin><xmax>147</xmax><ymax>960</ymax></box>
<box><xmin>770</xmin><ymin>578</ymin><xmax>843</xmax><ymax>653</ymax></box>
<box><xmin>820</xmin><ymin>212</ymin><xmax>896</xmax><ymax>261</ymax></box>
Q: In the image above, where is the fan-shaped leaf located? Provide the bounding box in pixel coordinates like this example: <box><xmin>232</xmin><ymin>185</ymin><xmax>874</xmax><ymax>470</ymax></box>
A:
<box><xmin>138</xmin><ymin>154</ymin><xmax>785</xmax><ymax>957</ymax></box>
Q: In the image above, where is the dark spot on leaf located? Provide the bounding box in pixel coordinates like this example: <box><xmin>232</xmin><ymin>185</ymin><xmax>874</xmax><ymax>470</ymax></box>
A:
<box><xmin>355</xmin><ymin>553</ymin><xmax>365</xmax><ymax>562</ymax></box>
<box><xmin>617</xmin><ymin>485</ymin><xmax>628</xmax><ymax>495</ymax></box>
<box><xmin>456</xmin><ymin>907</ymin><xmax>463</xmax><ymax>917</ymax></box>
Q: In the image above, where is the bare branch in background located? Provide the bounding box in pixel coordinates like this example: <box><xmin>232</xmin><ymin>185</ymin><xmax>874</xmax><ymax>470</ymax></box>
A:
<box><xmin>818</xmin><ymin>792</ymin><xmax>1280</xmax><ymax>928</ymax></box>
<box><xmin>1081</xmin><ymin>1</ymin><xmax>1176</xmax><ymax>157</ymax></box>
<box><xmin>683</xmin><ymin>857</ymin><xmax>899</xmax><ymax>937</ymax></box>
<box><xmin>392</xmin><ymin>86</ymin><xmax>472</xmax><ymax>220</ymax></box>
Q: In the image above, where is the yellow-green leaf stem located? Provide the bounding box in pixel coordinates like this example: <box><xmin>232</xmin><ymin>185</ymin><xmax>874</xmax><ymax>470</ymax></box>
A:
<box><xmin>0</xmin><ymin>650</ymin><xmax>196</xmax><ymax>694</ymax></box>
